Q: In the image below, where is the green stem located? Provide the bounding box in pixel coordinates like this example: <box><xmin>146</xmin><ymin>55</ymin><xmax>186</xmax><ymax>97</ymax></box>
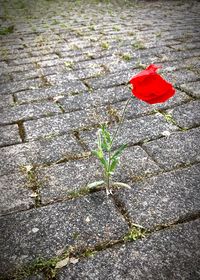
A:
<box><xmin>106</xmin><ymin>96</ymin><xmax>132</xmax><ymax>194</ymax></box>
<box><xmin>110</xmin><ymin>96</ymin><xmax>132</xmax><ymax>149</ymax></box>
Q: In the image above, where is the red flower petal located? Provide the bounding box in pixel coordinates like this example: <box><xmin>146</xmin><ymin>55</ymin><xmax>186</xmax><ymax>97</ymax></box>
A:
<box><xmin>129</xmin><ymin>64</ymin><xmax>175</xmax><ymax>104</ymax></box>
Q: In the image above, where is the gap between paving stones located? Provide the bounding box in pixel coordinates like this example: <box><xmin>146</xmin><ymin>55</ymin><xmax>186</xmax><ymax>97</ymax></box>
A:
<box><xmin>6</xmin><ymin>212</ymin><xmax>200</xmax><ymax>280</ymax></box>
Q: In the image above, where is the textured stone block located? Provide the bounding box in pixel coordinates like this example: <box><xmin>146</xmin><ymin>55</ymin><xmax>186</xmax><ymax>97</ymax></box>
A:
<box><xmin>0</xmin><ymin>173</ymin><xmax>34</xmax><ymax>216</ymax></box>
<box><xmin>168</xmin><ymin>100</ymin><xmax>200</xmax><ymax>129</ymax></box>
<box><xmin>0</xmin><ymin>192</ymin><xmax>128</xmax><ymax>278</ymax></box>
<box><xmin>80</xmin><ymin>114</ymin><xmax>178</xmax><ymax>151</ymax></box>
<box><xmin>143</xmin><ymin>127</ymin><xmax>200</xmax><ymax>170</ymax></box>
<box><xmin>0</xmin><ymin>101</ymin><xmax>61</xmax><ymax>124</ymax></box>
<box><xmin>0</xmin><ymin>124</ymin><xmax>21</xmax><ymax>147</ymax></box>
<box><xmin>115</xmin><ymin>164</ymin><xmax>200</xmax><ymax>229</ymax></box>
<box><xmin>57</xmin><ymin>219</ymin><xmax>200</xmax><ymax>280</ymax></box>
<box><xmin>0</xmin><ymin>133</ymin><xmax>83</xmax><ymax>176</ymax></box>
<box><xmin>24</xmin><ymin>108</ymin><xmax>109</xmax><ymax>140</ymax></box>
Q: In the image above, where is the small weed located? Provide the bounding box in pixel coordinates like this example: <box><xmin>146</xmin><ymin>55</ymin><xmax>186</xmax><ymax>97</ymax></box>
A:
<box><xmin>132</xmin><ymin>41</ymin><xmax>146</xmax><ymax>50</ymax></box>
<box><xmin>64</xmin><ymin>61</ymin><xmax>74</xmax><ymax>69</ymax></box>
<box><xmin>0</xmin><ymin>25</ymin><xmax>14</xmax><ymax>35</ymax></box>
<box><xmin>113</xmin><ymin>26</ymin><xmax>120</xmax><ymax>31</ymax></box>
<box><xmin>89</xmin><ymin>25</ymin><xmax>96</xmax><ymax>31</ymax></box>
<box><xmin>124</xmin><ymin>225</ymin><xmax>146</xmax><ymax>242</ymax></box>
<box><xmin>155</xmin><ymin>31</ymin><xmax>162</xmax><ymax>38</ymax></box>
<box><xmin>101</xmin><ymin>41</ymin><xmax>109</xmax><ymax>50</ymax></box>
<box><xmin>82</xmin><ymin>249</ymin><xmax>96</xmax><ymax>258</ymax></box>
<box><xmin>121</xmin><ymin>53</ymin><xmax>132</xmax><ymax>61</ymax></box>
<box><xmin>67</xmin><ymin>187</ymin><xmax>91</xmax><ymax>199</ymax></box>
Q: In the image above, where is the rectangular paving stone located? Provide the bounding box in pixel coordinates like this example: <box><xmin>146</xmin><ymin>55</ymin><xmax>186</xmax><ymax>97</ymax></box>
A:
<box><xmin>0</xmin><ymin>101</ymin><xmax>61</xmax><ymax>124</ymax></box>
<box><xmin>79</xmin><ymin>114</ymin><xmax>178</xmax><ymax>151</ymax></box>
<box><xmin>24</xmin><ymin>108</ymin><xmax>109</xmax><ymax>140</ymax></box>
<box><xmin>115</xmin><ymin>164</ymin><xmax>200</xmax><ymax>229</ymax></box>
<box><xmin>37</xmin><ymin>146</ymin><xmax>160</xmax><ymax>204</ymax></box>
<box><xmin>0</xmin><ymin>124</ymin><xmax>21</xmax><ymax>147</ymax></box>
<box><xmin>0</xmin><ymin>133</ymin><xmax>83</xmax><ymax>176</ymax></box>
<box><xmin>86</xmin><ymin>69</ymin><xmax>138</xmax><ymax>90</ymax></box>
<box><xmin>57</xmin><ymin>219</ymin><xmax>200</xmax><ymax>280</ymax></box>
<box><xmin>167</xmin><ymin>100</ymin><xmax>200</xmax><ymax>129</ymax></box>
<box><xmin>0</xmin><ymin>192</ymin><xmax>129</xmax><ymax>278</ymax></box>
<box><xmin>15</xmin><ymin>81</ymin><xmax>87</xmax><ymax>104</ymax></box>
<box><xmin>143</xmin><ymin>127</ymin><xmax>200</xmax><ymax>170</ymax></box>
<box><xmin>0</xmin><ymin>94</ymin><xmax>14</xmax><ymax>110</ymax></box>
<box><xmin>0</xmin><ymin>172</ymin><xmax>35</xmax><ymax>216</ymax></box>
<box><xmin>0</xmin><ymin>78</ymin><xmax>41</xmax><ymax>95</ymax></box>
<box><xmin>59</xmin><ymin>86</ymin><xmax>130</xmax><ymax>112</ymax></box>
<box><xmin>179</xmin><ymin>81</ymin><xmax>200</xmax><ymax>98</ymax></box>
<box><xmin>108</xmin><ymin>90</ymin><xmax>190</xmax><ymax>120</ymax></box>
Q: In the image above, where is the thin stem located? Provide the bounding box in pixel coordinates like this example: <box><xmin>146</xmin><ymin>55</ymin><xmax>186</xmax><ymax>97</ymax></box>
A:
<box><xmin>106</xmin><ymin>96</ymin><xmax>132</xmax><ymax>195</ymax></box>
<box><xmin>110</xmin><ymin>96</ymin><xmax>132</xmax><ymax>149</ymax></box>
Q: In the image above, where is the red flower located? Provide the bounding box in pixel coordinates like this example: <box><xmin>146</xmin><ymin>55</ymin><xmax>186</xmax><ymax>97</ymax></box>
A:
<box><xmin>129</xmin><ymin>64</ymin><xmax>175</xmax><ymax>104</ymax></box>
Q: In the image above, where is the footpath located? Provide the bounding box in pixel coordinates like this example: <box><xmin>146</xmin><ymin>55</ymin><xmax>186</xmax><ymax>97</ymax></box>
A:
<box><xmin>0</xmin><ymin>0</ymin><xmax>200</xmax><ymax>279</ymax></box>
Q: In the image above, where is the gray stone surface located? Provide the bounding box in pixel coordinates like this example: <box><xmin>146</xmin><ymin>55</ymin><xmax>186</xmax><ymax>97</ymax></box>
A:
<box><xmin>0</xmin><ymin>78</ymin><xmax>41</xmax><ymax>95</ymax></box>
<box><xmin>0</xmin><ymin>94</ymin><xmax>14</xmax><ymax>109</ymax></box>
<box><xmin>143</xmin><ymin>127</ymin><xmax>200</xmax><ymax>170</ymax></box>
<box><xmin>37</xmin><ymin>146</ymin><xmax>160</xmax><ymax>204</ymax></box>
<box><xmin>0</xmin><ymin>124</ymin><xmax>21</xmax><ymax>147</ymax></box>
<box><xmin>57</xmin><ymin>219</ymin><xmax>200</xmax><ymax>280</ymax></box>
<box><xmin>15</xmin><ymin>81</ymin><xmax>87</xmax><ymax>104</ymax></box>
<box><xmin>180</xmin><ymin>81</ymin><xmax>200</xmax><ymax>98</ymax></box>
<box><xmin>0</xmin><ymin>133</ymin><xmax>83</xmax><ymax>176</ymax></box>
<box><xmin>115</xmin><ymin>164</ymin><xmax>200</xmax><ymax>229</ymax></box>
<box><xmin>108</xmin><ymin>90</ymin><xmax>190</xmax><ymax>120</ymax></box>
<box><xmin>24</xmin><ymin>107</ymin><xmax>109</xmax><ymax>140</ymax></box>
<box><xmin>1</xmin><ymin>1</ymin><xmax>200</xmax><ymax>279</ymax></box>
<box><xmin>0</xmin><ymin>172</ymin><xmax>35</xmax><ymax>216</ymax></box>
<box><xmin>86</xmin><ymin>69</ymin><xmax>137</xmax><ymax>90</ymax></box>
<box><xmin>0</xmin><ymin>192</ymin><xmax>128</xmax><ymax>278</ymax></box>
<box><xmin>80</xmin><ymin>114</ymin><xmax>178</xmax><ymax>151</ymax></box>
<box><xmin>59</xmin><ymin>85</ymin><xmax>130</xmax><ymax>112</ymax></box>
<box><xmin>167</xmin><ymin>100</ymin><xmax>200</xmax><ymax>129</ymax></box>
<box><xmin>0</xmin><ymin>101</ymin><xmax>61</xmax><ymax>124</ymax></box>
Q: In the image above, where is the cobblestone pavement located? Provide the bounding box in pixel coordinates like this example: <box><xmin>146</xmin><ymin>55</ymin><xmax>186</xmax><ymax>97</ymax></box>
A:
<box><xmin>0</xmin><ymin>0</ymin><xmax>200</xmax><ymax>279</ymax></box>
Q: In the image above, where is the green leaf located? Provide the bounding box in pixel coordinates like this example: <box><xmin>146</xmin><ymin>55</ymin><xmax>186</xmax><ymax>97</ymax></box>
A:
<box><xmin>111</xmin><ymin>144</ymin><xmax>127</xmax><ymax>160</ymax></box>
<box><xmin>109</xmin><ymin>158</ymin><xmax>119</xmax><ymax>173</ymax></box>
<box><xmin>87</xmin><ymin>181</ymin><xmax>105</xmax><ymax>188</ymax></box>
<box><xmin>100</xmin><ymin>125</ymin><xmax>112</xmax><ymax>151</ymax></box>
<box><xmin>92</xmin><ymin>150</ymin><xmax>103</xmax><ymax>159</ymax></box>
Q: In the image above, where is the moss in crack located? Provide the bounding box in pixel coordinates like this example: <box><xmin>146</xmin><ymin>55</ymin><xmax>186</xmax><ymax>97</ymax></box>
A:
<box><xmin>20</xmin><ymin>165</ymin><xmax>42</xmax><ymax>207</ymax></box>
<box><xmin>17</xmin><ymin>121</ymin><xmax>26</xmax><ymax>142</ymax></box>
<box><xmin>123</xmin><ymin>225</ymin><xmax>147</xmax><ymax>242</ymax></box>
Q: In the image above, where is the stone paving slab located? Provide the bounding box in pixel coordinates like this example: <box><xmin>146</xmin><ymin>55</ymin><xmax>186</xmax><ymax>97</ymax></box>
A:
<box><xmin>15</xmin><ymin>81</ymin><xmax>87</xmax><ymax>104</ymax></box>
<box><xmin>1</xmin><ymin>0</ymin><xmax>200</xmax><ymax>279</ymax></box>
<box><xmin>0</xmin><ymin>124</ymin><xmax>21</xmax><ymax>147</ymax></box>
<box><xmin>0</xmin><ymin>133</ymin><xmax>83</xmax><ymax>176</ymax></box>
<box><xmin>0</xmin><ymin>172</ymin><xmax>34</xmax><ymax>216</ymax></box>
<box><xmin>57</xmin><ymin>219</ymin><xmax>200</xmax><ymax>280</ymax></box>
<box><xmin>79</xmin><ymin>114</ymin><xmax>178</xmax><ymax>151</ymax></box>
<box><xmin>37</xmin><ymin>146</ymin><xmax>160</xmax><ymax>205</ymax></box>
<box><xmin>107</xmin><ymin>90</ymin><xmax>191</xmax><ymax>120</ymax></box>
<box><xmin>24</xmin><ymin>107</ymin><xmax>109</xmax><ymax>140</ymax></box>
<box><xmin>0</xmin><ymin>192</ymin><xmax>128</xmax><ymax>278</ymax></box>
<box><xmin>179</xmin><ymin>81</ymin><xmax>200</xmax><ymax>98</ymax></box>
<box><xmin>167</xmin><ymin>100</ymin><xmax>200</xmax><ymax>129</ymax></box>
<box><xmin>143</xmin><ymin>127</ymin><xmax>200</xmax><ymax>171</ymax></box>
<box><xmin>0</xmin><ymin>94</ymin><xmax>14</xmax><ymax>109</ymax></box>
<box><xmin>115</xmin><ymin>163</ymin><xmax>200</xmax><ymax>229</ymax></box>
<box><xmin>0</xmin><ymin>101</ymin><xmax>61</xmax><ymax>124</ymax></box>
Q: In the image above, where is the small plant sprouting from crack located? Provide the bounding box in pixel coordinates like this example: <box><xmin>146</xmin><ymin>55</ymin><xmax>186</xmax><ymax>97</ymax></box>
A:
<box><xmin>101</xmin><ymin>41</ymin><xmax>110</xmax><ymax>50</ymax></box>
<box><xmin>123</xmin><ymin>224</ymin><xmax>147</xmax><ymax>242</ymax></box>
<box><xmin>132</xmin><ymin>40</ymin><xmax>146</xmax><ymax>50</ymax></box>
<box><xmin>121</xmin><ymin>53</ymin><xmax>132</xmax><ymax>61</ymax></box>
<box><xmin>21</xmin><ymin>165</ymin><xmax>42</xmax><ymax>207</ymax></box>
